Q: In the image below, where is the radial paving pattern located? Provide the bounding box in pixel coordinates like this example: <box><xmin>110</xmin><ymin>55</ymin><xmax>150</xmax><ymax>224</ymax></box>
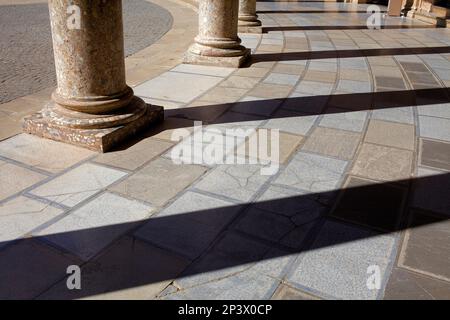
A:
<box><xmin>0</xmin><ymin>1</ymin><xmax>449</xmax><ymax>300</ymax></box>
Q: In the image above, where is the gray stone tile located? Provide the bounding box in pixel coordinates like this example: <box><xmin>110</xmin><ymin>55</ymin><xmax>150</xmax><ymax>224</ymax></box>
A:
<box><xmin>134</xmin><ymin>71</ymin><xmax>223</xmax><ymax>103</ymax></box>
<box><xmin>194</xmin><ymin>163</ymin><xmax>271</xmax><ymax>202</ymax></box>
<box><xmin>93</xmin><ymin>138</ymin><xmax>173</xmax><ymax>171</ymax></box>
<box><xmin>255</xmin><ymin>185</ymin><xmax>328</xmax><ymax>218</ymax></box>
<box><xmin>419</xmin><ymin>116</ymin><xmax>450</xmax><ymax>142</ymax></box>
<box><xmin>0</xmin><ymin>240</ymin><xmax>80</xmax><ymax>299</ymax></box>
<box><xmin>287</xmin><ymin>220</ymin><xmax>396</xmax><ymax>300</ymax></box>
<box><xmin>372</xmin><ymin>106</ymin><xmax>415</xmax><ymax>125</ymax></box>
<box><xmin>170</xmin><ymin>64</ymin><xmax>234</xmax><ymax>77</ymax></box>
<box><xmin>264</xmin><ymin>73</ymin><xmax>300</xmax><ymax>86</ymax></box>
<box><xmin>263</xmin><ymin>109</ymin><xmax>318</xmax><ymax>136</ymax></box>
<box><xmin>320</xmin><ymin>109</ymin><xmax>367</xmax><ymax>132</ymax></box>
<box><xmin>155</xmin><ymin>191</ymin><xmax>242</xmax><ymax>231</ymax></box>
<box><xmin>37</xmin><ymin>192</ymin><xmax>154</xmax><ymax>261</ymax></box>
<box><xmin>0</xmin><ymin>196</ymin><xmax>63</xmax><ymax>245</ymax></box>
<box><xmin>167</xmin><ymin>272</ymin><xmax>279</xmax><ymax>300</ymax></box>
<box><xmin>0</xmin><ymin>161</ymin><xmax>46</xmax><ymax>201</ymax></box>
<box><xmin>274</xmin><ymin>152</ymin><xmax>347</xmax><ymax>193</ymax></box>
<box><xmin>235</xmin><ymin>207</ymin><xmax>296</xmax><ymax>244</ymax></box>
<box><xmin>337</xmin><ymin>80</ymin><xmax>371</xmax><ymax>93</ymax></box>
<box><xmin>231</xmin><ymin>96</ymin><xmax>282</xmax><ymax>116</ymax></box>
<box><xmin>0</xmin><ymin>134</ymin><xmax>94</xmax><ymax>173</ymax></box>
<box><xmin>110</xmin><ymin>158</ymin><xmax>207</xmax><ymax>207</ymax></box>
<box><xmin>39</xmin><ymin>237</ymin><xmax>190</xmax><ymax>300</ymax></box>
<box><xmin>417</xmin><ymin>103</ymin><xmax>450</xmax><ymax>119</ymax></box>
<box><xmin>30</xmin><ymin>163</ymin><xmax>127</xmax><ymax>207</ymax></box>
<box><xmin>420</xmin><ymin>139</ymin><xmax>450</xmax><ymax>171</ymax></box>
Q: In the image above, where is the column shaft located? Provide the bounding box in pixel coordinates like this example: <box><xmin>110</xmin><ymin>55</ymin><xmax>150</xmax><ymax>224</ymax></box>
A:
<box><xmin>238</xmin><ymin>0</ymin><xmax>262</xmax><ymax>33</ymax></box>
<box><xmin>184</xmin><ymin>0</ymin><xmax>250</xmax><ymax>68</ymax></box>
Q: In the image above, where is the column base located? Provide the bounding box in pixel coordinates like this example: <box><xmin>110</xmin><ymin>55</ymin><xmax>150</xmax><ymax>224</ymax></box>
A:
<box><xmin>23</xmin><ymin>100</ymin><xmax>164</xmax><ymax>152</ymax></box>
<box><xmin>183</xmin><ymin>49</ymin><xmax>251</xmax><ymax>68</ymax></box>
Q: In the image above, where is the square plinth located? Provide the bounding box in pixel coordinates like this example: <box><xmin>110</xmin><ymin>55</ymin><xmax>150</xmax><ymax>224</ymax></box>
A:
<box><xmin>23</xmin><ymin>105</ymin><xmax>164</xmax><ymax>153</ymax></box>
<box><xmin>183</xmin><ymin>49</ymin><xmax>251</xmax><ymax>68</ymax></box>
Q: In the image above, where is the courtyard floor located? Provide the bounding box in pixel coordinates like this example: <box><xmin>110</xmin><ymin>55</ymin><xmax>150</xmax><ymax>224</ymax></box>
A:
<box><xmin>0</xmin><ymin>0</ymin><xmax>449</xmax><ymax>299</ymax></box>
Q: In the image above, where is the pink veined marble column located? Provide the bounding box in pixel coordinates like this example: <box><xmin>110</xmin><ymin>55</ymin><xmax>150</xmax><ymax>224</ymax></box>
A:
<box><xmin>23</xmin><ymin>0</ymin><xmax>163</xmax><ymax>152</ymax></box>
<box><xmin>184</xmin><ymin>0</ymin><xmax>250</xmax><ymax>68</ymax></box>
<box><xmin>238</xmin><ymin>0</ymin><xmax>262</xmax><ymax>33</ymax></box>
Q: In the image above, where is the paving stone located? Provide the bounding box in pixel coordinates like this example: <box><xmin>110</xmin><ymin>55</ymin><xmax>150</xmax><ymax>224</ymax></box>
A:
<box><xmin>283</xmin><ymin>92</ymin><xmax>328</xmax><ymax>115</ymax></box>
<box><xmin>170</xmin><ymin>64</ymin><xmax>234</xmax><ymax>77</ymax></box>
<box><xmin>174</xmin><ymin>233</ymin><xmax>273</xmax><ymax>289</ymax></box>
<box><xmin>155</xmin><ymin>191</ymin><xmax>242</xmax><ymax>231</ymax></box>
<box><xmin>331</xmin><ymin>176</ymin><xmax>407</xmax><ymax>232</ymax></box>
<box><xmin>365</xmin><ymin>120</ymin><xmax>415</xmax><ymax>151</ymax></box>
<box><xmin>272</xmin><ymin>284</ymin><xmax>319</xmax><ymax>300</ymax></box>
<box><xmin>194</xmin><ymin>163</ymin><xmax>271</xmax><ymax>202</ymax></box>
<box><xmin>39</xmin><ymin>237</ymin><xmax>189</xmax><ymax>300</ymax></box>
<box><xmin>302</xmin><ymin>127</ymin><xmax>360</xmax><ymax>160</ymax></box>
<box><xmin>0</xmin><ymin>134</ymin><xmax>94</xmax><ymax>173</ymax></box>
<box><xmin>263</xmin><ymin>109</ymin><xmax>318</xmax><ymax>136</ymax></box>
<box><xmin>134</xmin><ymin>71</ymin><xmax>223</xmax><ymax>103</ymax></box>
<box><xmin>420</xmin><ymin>139</ymin><xmax>450</xmax><ymax>171</ymax></box>
<box><xmin>30</xmin><ymin>163</ymin><xmax>127</xmax><ymax>207</ymax></box>
<box><xmin>37</xmin><ymin>192</ymin><xmax>154</xmax><ymax>261</ymax></box>
<box><xmin>233</xmin><ymin>67</ymin><xmax>270</xmax><ymax>78</ymax></box>
<box><xmin>351</xmin><ymin>143</ymin><xmax>413</xmax><ymax>182</ymax></box>
<box><xmin>374</xmin><ymin>76</ymin><xmax>406</xmax><ymax>89</ymax></box>
<box><xmin>199</xmin><ymin>87</ymin><xmax>248</xmax><ymax>104</ymax></box>
<box><xmin>399</xmin><ymin>210</ymin><xmax>450</xmax><ymax>281</ymax></box>
<box><xmin>211</xmin><ymin>111</ymin><xmax>265</xmax><ymax>132</ymax></box>
<box><xmin>235</xmin><ymin>207</ymin><xmax>296</xmax><ymax>244</ymax></box>
<box><xmin>295</xmin><ymin>81</ymin><xmax>333</xmax><ymax>95</ymax></box>
<box><xmin>384</xmin><ymin>267</ymin><xmax>450</xmax><ymax>300</ymax></box>
<box><xmin>0</xmin><ymin>240</ymin><xmax>80</xmax><ymax>299</ymax></box>
<box><xmin>248</xmin><ymin>83</ymin><xmax>293</xmax><ymax>99</ymax></box>
<box><xmin>219</xmin><ymin>76</ymin><xmax>261</xmax><ymax>89</ymax></box>
<box><xmin>411</xmin><ymin>168</ymin><xmax>449</xmax><ymax>215</ymax></box>
<box><xmin>417</xmin><ymin>103</ymin><xmax>450</xmax><ymax>119</ymax></box>
<box><xmin>0</xmin><ymin>161</ymin><xmax>46</xmax><ymax>201</ymax></box>
<box><xmin>0</xmin><ymin>196</ymin><xmax>63</xmax><ymax>245</ymax></box>
<box><xmin>286</xmin><ymin>220</ymin><xmax>396</xmax><ymax>300</ymax></box>
<box><xmin>146</xmin><ymin>117</ymin><xmax>196</xmax><ymax>142</ymax></box>
<box><xmin>302</xmin><ymin>70</ymin><xmax>336</xmax><ymax>83</ymax></box>
<box><xmin>274</xmin><ymin>152</ymin><xmax>347</xmax><ymax>194</ymax></box>
<box><xmin>419</xmin><ymin>116</ymin><xmax>450</xmax><ymax>142</ymax></box>
<box><xmin>236</xmin><ymin>130</ymin><xmax>303</xmax><ymax>164</ymax></box>
<box><xmin>319</xmin><ymin>109</ymin><xmax>367</xmax><ymax>132</ymax></box>
<box><xmin>337</xmin><ymin>80</ymin><xmax>371</xmax><ymax>93</ymax></box>
<box><xmin>264</xmin><ymin>73</ymin><xmax>300</xmax><ymax>86</ymax></box>
<box><xmin>255</xmin><ymin>184</ymin><xmax>328</xmax><ymax>218</ymax></box>
<box><xmin>272</xmin><ymin>64</ymin><xmax>305</xmax><ymax>75</ymax></box>
<box><xmin>372</xmin><ymin>106</ymin><xmax>415</xmax><ymax>125</ymax></box>
<box><xmin>0</xmin><ymin>116</ymin><xmax>21</xmax><ymax>141</ymax></box>
<box><xmin>167</xmin><ymin>271</ymin><xmax>279</xmax><ymax>300</ymax></box>
<box><xmin>231</xmin><ymin>96</ymin><xmax>282</xmax><ymax>116</ymax></box>
<box><xmin>110</xmin><ymin>158</ymin><xmax>207</xmax><ymax>207</ymax></box>
<box><xmin>94</xmin><ymin>138</ymin><xmax>173</xmax><ymax>171</ymax></box>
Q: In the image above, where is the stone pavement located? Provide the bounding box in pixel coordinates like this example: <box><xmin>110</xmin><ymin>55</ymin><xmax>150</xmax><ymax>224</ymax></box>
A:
<box><xmin>0</xmin><ymin>0</ymin><xmax>173</xmax><ymax>104</ymax></box>
<box><xmin>0</xmin><ymin>0</ymin><xmax>450</xmax><ymax>299</ymax></box>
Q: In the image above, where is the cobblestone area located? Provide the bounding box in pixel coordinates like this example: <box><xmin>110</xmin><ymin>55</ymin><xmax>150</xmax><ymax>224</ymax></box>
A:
<box><xmin>0</xmin><ymin>0</ymin><xmax>172</xmax><ymax>104</ymax></box>
<box><xmin>0</xmin><ymin>1</ymin><xmax>449</xmax><ymax>300</ymax></box>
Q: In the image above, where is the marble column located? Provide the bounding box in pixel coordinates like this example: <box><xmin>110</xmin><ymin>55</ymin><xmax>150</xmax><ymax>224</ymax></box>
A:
<box><xmin>184</xmin><ymin>0</ymin><xmax>250</xmax><ymax>68</ymax></box>
<box><xmin>23</xmin><ymin>0</ymin><xmax>163</xmax><ymax>152</ymax></box>
<box><xmin>238</xmin><ymin>0</ymin><xmax>262</xmax><ymax>33</ymax></box>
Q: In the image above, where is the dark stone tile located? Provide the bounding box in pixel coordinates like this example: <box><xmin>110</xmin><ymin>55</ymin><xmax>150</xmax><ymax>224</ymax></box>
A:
<box><xmin>399</xmin><ymin>210</ymin><xmax>450</xmax><ymax>281</ymax></box>
<box><xmin>272</xmin><ymin>284</ymin><xmax>319</xmax><ymax>300</ymax></box>
<box><xmin>406</xmin><ymin>71</ymin><xmax>439</xmax><ymax>85</ymax></box>
<box><xmin>411</xmin><ymin>172</ymin><xmax>450</xmax><ymax>216</ymax></box>
<box><xmin>400</xmin><ymin>62</ymin><xmax>430</xmax><ymax>73</ymax></box>
<box><xmin>0</xmin><ymin>239</ymin><xmax>80</xmax><ymax>299</ymax></box>
<box><xmin>375</xmin><ymin>76</ymin><xmax>406</xmax><ymax>89</ymax></box>
<box><xmin>384</xmin><ymin>267</ymin><xmax>450</xmax><ymax>300</ymax></box>
<box><xmin>420</xmin><ymin>139</ymin><xmax>450</xmax><ymax>171</ymax></box>
<box><xmin>331</xmin><ymin>177</ymin><xmax>407</xmax><ymax>232</ymax></box>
